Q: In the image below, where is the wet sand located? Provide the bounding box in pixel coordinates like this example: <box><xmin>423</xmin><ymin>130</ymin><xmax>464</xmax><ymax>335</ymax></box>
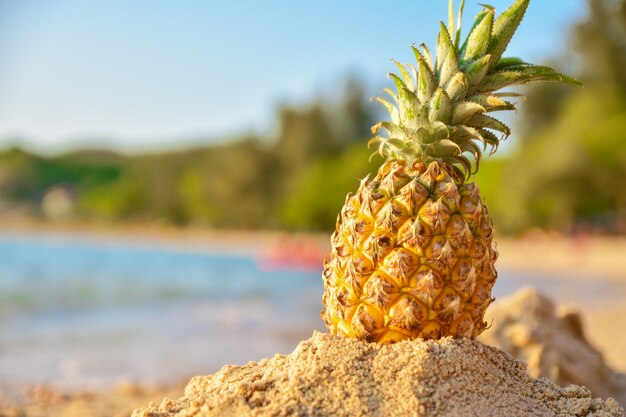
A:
<box><xmin>0</xmin><ymin>383</ymin><xmax>184</xmax><ymax>417</ymax></box>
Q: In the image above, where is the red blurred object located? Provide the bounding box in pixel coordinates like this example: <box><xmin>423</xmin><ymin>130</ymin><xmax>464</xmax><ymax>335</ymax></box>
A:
<box><xmin>256</xmin><ymin>236</ymin><xmax>325</xmax><ymax>272</ymax></box>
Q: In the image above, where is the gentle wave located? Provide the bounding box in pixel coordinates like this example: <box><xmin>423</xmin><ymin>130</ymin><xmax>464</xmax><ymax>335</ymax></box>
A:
<box><xmin>1</xmin><ymin>233</ymin><xmax>623</xmax><ymax>398</ymax></box>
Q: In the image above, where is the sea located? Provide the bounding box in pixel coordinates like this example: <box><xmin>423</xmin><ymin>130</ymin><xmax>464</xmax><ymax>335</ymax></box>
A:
<box><xmin>0</xmin><ymin>231</ymin><xmax>623</xmax><ymax>399</ymax></box>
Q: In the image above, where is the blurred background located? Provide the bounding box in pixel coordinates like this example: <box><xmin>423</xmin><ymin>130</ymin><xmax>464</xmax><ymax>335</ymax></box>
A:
<box><xmin>1</xmin><ymin>0</ymin><xmax>625</xmax><ymax>414</ymax></box>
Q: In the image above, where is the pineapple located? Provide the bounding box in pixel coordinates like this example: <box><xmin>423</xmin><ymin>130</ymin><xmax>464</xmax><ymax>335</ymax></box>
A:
<box><xmin>321</xmin><ymin>0</ymin><xmax>579</xmax><ymax>344</ymax></box>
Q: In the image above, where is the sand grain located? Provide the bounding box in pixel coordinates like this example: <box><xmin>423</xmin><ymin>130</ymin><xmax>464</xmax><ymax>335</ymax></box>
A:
<box><xmin>132</xmin><ymin>332</ymin><xmax>624</xmax><ymax>417</ymax></box>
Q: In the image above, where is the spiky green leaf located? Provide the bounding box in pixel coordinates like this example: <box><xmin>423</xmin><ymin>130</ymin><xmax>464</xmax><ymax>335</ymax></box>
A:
<box><xmin>465</xmin><ymin>55</ymin><xmax>492</xmax><ymax>94</ymax></box>
<box><xmin>367</xmin><ymin>135</ymin><xmax>387</xmax><ymax>158</ymax></box>
<box><xmin>437</xmin><ymin>23</ymin><xmax>460</xmax><ymax>87</ymax></box>
<box><xmin>454</xmin><ymin>125</ymin><xmax>484</xmax><ymax>142</ymax></box>
<box><xmin>445</xmin><ymin>72</ymin><xmax>469</xmax><ymax>102</ymax></box>
<box><xmin>388</xmin><ymin>72</ymin><xmax>409</xmax><ymax>94</ymax></box>
<box><xmin>398</xmin><ymin>88</ymin><xmax>421</xmax><ymax>128</ymax></box>
<box><xmin>492</xmin><ymin>91</ymin><xmax>526</xmax><ymax>98</ymax></box>
<box><xmin>428</xmin><ymin>139</ymin><xmax>462</xmax><ymax>158</ymax></box>
<box><xmin>454</xmin><ymin>0</ymin><xmax>466</xmax><ymax>48</ymax></box>
<box><xmin>452</xmin><ymin>101</ymin><xmax>485</xmax><ymax>125</ymax></box>
<box><xmin>481</xmin><ymin>66</ymin><xmax>582</xmax><ymax>91</ymax></box>
<box><xmin>412</xmin><ymin>46</ymin><xmax>437</xmax><ymax>103</ymax></box>
<box><xmin>493</xmin><ymin>57</ymin><xmax>529</xmax><ymax>71</ymax></box>
<box><xmin>428</xmin><ymin>89</ymin><xmax>452</xmax><ymax>123</ymax></box>
<box><xmin>372</xmin><ymin>121</ymin><xmax>409</xmax><ymax>140</ymax></box>
<box><xmin>448</xmin><ymin>0</ymin><xmax>456</xmax><ymax>40</ymax></box>
<box><xmin>382</xmin><ymin>87</ymin><xmax>399</xmax><ymax>106</ymax></box>
<box><xmin>467</xmin><ymin>114</ymin><xmax>511</xmax><ymax>136</ymax></box>
<box><xmin>460</xmin><ymin>6</ymin><xmax>493</xmax><ymax>57</ymax></box>
<box><xmin>518</xmin><ymin>66</ymin><xmax>582</xmax><ymax>85</ymax></box>
<box><xmin>435</xmin><ymin>24</ymin><xmax>451</xmax><ymax>75</ymax></box>
<box><xmin>385</xmin><ymin>137</ymin><xmax>410</xmax><ymax>148</ymax></box>
<box><xmin>414</xmin><ymin>127</ymin><xmax>433</xmax><ymax>144</ymax></box>
<box><xmin>392</xmin><ymin>59</ymin><xmax>416</xmax><ymax>92</ymax></box>
<box><xmin>456</xmin><ymin>136</ymin><xmax>483</xmax><ymax>158</ymax></box>
<box><xmin>372</xmin><ymin>96</ymin><xmax>400</xmax><ymax>125</ymax></box>
<box><xmin>481</xmin><ymin>70</ymin><xmax>530</xmax><ymax>90</ymax></box>
<box><xmin>488</xmin><ymin>0</ymin><xmax>530</xmax><ymax>70</ymax></box>
<box><xmin>467</xmin><ymin>94</ymin><xmax>515</xmax><ymax>112</ymax></box>
<box><xmin>464</xmin><ymin>6</ymin><xmax>494</xmax><ymax>61</ymax></box>
<box><xmin>430</xmin><ymin>121</ymin><xmax>450</xmax><ymax>141</ymax></box>
<box><xmin>478</xmin><ymin>129</ymin><xmax>501</xmax><ymax>153</ymax></box>
<box><xmin>419</xmin><ymin>43</ymin><xmax>434</xmax><ymax>70</ymax></box>
<box><xmin>455</xmin><ymin>155</ymin><xmax>474</xmax><ymax>176</ymax></box>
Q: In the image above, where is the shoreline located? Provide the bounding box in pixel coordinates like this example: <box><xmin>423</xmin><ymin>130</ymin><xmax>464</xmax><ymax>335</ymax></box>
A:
<box><xmin>0</xmin><ymin>220</ymin><xmax>315</xmax><ymax>257</ymax></box>
<box><xmin>1</xmin><ymin>222</ymin><xmax>625</xmax><ymax>416</ymax></box>
<box><xmin>0</xmin><ymin>381</ymin><xmax>186</xmax><ymax>417</ymax></box>
<box><xmin>1</xmin><ymin>220</ymin><xmax>625</xmax><ymax>280</ymax></box>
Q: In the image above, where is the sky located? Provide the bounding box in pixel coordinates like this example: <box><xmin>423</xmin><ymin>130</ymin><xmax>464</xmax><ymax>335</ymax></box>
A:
<box><xmin>0</xmin><ymin>0</ymin><xmax>587</xmax><ymax>153</ymax></box>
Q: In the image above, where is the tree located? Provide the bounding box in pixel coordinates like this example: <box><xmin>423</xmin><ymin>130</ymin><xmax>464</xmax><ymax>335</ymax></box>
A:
<box><xmin>491</xmin><ymin>0</ymin><xmax>626</xmax><ymax>234</ymax></box>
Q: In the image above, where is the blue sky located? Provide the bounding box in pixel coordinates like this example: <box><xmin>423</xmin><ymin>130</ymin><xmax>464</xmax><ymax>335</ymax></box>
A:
<box><xmin>0</xmin><ymin>0</ymin><xmax>586</xmax><ymax>153</ymax></box>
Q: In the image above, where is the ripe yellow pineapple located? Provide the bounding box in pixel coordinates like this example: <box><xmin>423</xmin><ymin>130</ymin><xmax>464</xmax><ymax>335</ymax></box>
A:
<box><xmin>321</xmin><ymin>0</ymin><xmax>579</xmax><ymax>344</ymax></box>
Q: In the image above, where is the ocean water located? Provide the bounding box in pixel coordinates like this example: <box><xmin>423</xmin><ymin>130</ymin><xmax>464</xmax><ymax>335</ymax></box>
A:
<box><xmin>0</xmin><ymin>232</ymin><xmax>325</xmax><ymax>398</ymax></box>
<box><xmin>0</xmin><ymin>232</ymin><xmax>623</xmax><ymax>398</ymax></box>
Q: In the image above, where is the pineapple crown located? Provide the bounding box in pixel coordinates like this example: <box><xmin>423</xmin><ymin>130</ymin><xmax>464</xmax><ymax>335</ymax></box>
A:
<box><xmin>369</xmin><ymin>0</ymin><xmax>581</xmax><ymax>177</ymax></box>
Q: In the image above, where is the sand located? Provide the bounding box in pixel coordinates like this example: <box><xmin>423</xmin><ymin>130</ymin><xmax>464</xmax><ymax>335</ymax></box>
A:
<box><xmin>586</xmin><ymin>307</ymin><xmax>626</xmax><ymax>371</ymax></box>
<box><xmin>479</xmin><ymin>287</ymin><xmax>626</xmax><ymax>406</ymax></box>
<box><xmin>0</xmin><ymin>383</ymin><xmax>183</xmax><ymax>417</ymax></box>
<box><xmin>5</xmin><ymin>288</ymin><xmax>626</xmax><ymax>417</ymax></box>
<box><xmin>132</xmin><ymin>332</ymin><xmax>623</xmax><ymax>417</ymax></box>
<box><xmin>496</xmin><ymin>234</ymin><xmax>626</xmax><ymax>282</ymax></box>
<box><xmin>2</xmin><ymin>226</ymin><xmax>625</xmax><ymax>416</ymax></box>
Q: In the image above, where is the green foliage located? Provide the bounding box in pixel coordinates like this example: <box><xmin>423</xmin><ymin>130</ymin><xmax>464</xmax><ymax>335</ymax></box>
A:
<box><xmin>1</xmin><ymin>0</ymin><xmax>625</xmax><ymax>234</ymax></box>
<box><xmin>0</xmin><ymin>148</ymin><xmax>122</xmax><ymax>207</ymax></box>
<box><xmin>175</xmin><ymin>138</ymin><xmax>279</xmax><ymax>228</ymax></box>
<box><xmin>0</xmin><ymin>77</ymin><xmax>374</xmax><ymax>230</ymax></box>
<box><xmin>490</xmin><ymin>0</ymin><xmax>626</xmax><ymax>234</ymax></box>
<box><xmin>572</xmin><ymin>0</ymin><xmax>626</xmax><ymax>93</ymax></box>
<box><xmin>497</xmin><ymin>88</ymin><xmax>626</xmax><ymax>233</ymax></box>
<box><xmin>277</xmin><ymin>144</ymin><xmax>380</xmax><ymax>230</ymax></box>
<box><xmin>78</xmin><ymin>175</ymin><xmax>145</xmax><ymax>221</ymax></box>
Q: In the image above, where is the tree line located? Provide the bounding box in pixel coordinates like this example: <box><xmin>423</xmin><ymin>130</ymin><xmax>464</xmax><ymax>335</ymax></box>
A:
<box><xmin>0</xmin><ymin>0</ymin><xmax>624</xmax><ymax>234</ymax></box>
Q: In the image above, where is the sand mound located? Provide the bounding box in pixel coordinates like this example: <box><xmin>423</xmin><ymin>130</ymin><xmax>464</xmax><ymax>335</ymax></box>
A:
<box><xmin>479</xmin><ymin>287</ymin><xmax>626</xmax><ymax>405</ymax></box>
<box><xmin>132</xmin><ymin>332</ymin><xmax>623</xmax><ymax>417</ymax></box>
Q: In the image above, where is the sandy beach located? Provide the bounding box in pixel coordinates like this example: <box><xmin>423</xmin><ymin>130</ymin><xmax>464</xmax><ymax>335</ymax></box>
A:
<box><xmin>133</xmin><ymin>332</ymin><xmax>623</xmax><ymax>417</ymax></box>
<box><xmin>497</xmin><ymin>236</ymin><xmax>626</xmax><ymax>371</ymax></box>
<box><xmin>1</xmin><ymin>224</ymin><xmax>625</xmax><ymax>416</ymax></box>
<box><xmin>1</xmin><ymin>220</ymin><xmax>625</xmax><ymax>277</ymax></box>
<box><xmin>0</xmin><ymin>383</ymin><xmax>184</xmax><ymax>417</ymax></box>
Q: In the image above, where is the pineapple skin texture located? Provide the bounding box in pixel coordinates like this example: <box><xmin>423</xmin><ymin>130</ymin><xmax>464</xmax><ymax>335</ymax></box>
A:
<box><xmin>321</xmin><ymin>160</ymin><xmax>498</xmax><ymax>344</ymax></box>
